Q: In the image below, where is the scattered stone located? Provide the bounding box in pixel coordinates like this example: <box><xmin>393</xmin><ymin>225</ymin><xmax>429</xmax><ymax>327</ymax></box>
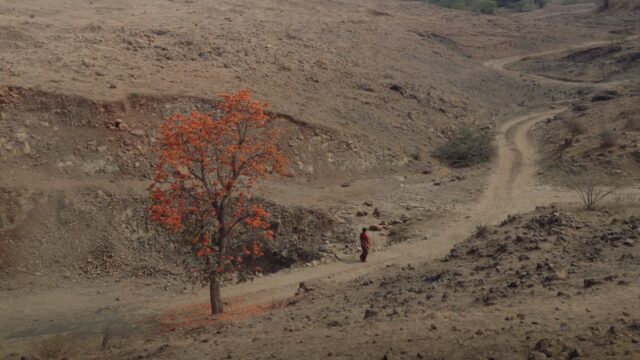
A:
<box><xmin>591</xmin><ymin>90</ymin><xmax>619</xmax><ymax>102</ymax></box>
<box><xmin>534</xmin><ymin>338</ymin><xmax>553</xmax><ymax>357</ymax></box>
<box><xmin>389</xmin><ymin>84</ymin><xmax>405</xmax><ymax>95</ymax></box>
<box><xmin>129</xmin><ymin>129</ymin><xmax>145</xmax><ymax>137</ymax></box>
<box><xmin>298</xmin><ymin>282</ymin><xmax>314</xmax><ymax>292</ymax></box>
<box><xmin>527</xmin><ymin>352</ymin><xmax>547</xmax><ymax>360</ymax></box>
<box><xmin>567</xmin><ymin>347</ymin><xmax>582</xmax><ymax>359</ymax></box>
<box><xmin>110</xmin><ymin>118</ymin><xmax>129</xmax><ymax>131</ymax></box>
<box><xmin>583</xmin><ymin>278</ymin><xmax>603</xmax><ymax>288</ymax></box>
<box><xmin>572</xmin><ymin>103</ymin><xmax>589</xmax><ymax>112</ymax></box>
<box><xmin>364</xmin><ymin>308</ymin><xmax>378</xmax><ymax>320</ymax></box>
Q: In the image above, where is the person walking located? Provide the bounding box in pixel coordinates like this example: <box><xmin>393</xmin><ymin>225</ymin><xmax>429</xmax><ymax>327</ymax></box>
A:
<box><xmin>360</xmin><ymin>228</ymin><xmax>370</xmax><ymax>262</ymax></box>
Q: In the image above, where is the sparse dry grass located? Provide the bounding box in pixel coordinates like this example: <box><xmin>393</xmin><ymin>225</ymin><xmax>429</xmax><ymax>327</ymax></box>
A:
<box><xmin>563</xmin><ymin>118</ymin><xmax>587</xmax><ymax>137</ymax></box>
<box><xmin>388</xmin><ymin>224</ymin><xmax>412</xmax><ymax>245</ymax></box>
<box><xmin>599</xmin><ymin>129</ymin><xmax>618</xmax><ymax>148</ymax></box>
<box><xmin>434</xmin><ymin>128</ymin><xmax>495</xmax><ymax>168</ymax></box>
<box><xmin>38</xmin><ymin>336</ymin><xmax>67</xmax><ymax>359</ymax></box>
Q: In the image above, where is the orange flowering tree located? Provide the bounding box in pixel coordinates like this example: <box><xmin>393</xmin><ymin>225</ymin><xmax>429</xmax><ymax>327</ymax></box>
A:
<box><xmin>149</xmin><ymin>90</ymin><xmax>287</xmax><ymax>314</ymax></box>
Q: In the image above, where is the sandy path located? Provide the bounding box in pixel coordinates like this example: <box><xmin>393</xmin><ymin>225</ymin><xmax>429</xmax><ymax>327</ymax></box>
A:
<box><xmin>2</xmin><ymin>35</ymin><xmax>640</xmax><ymax>348</ymax></box>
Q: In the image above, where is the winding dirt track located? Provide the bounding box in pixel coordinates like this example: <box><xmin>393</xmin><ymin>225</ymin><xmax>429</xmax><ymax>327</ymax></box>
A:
<box><xmin>2</xmin><ymin>36</ymin><xmax>639</xmax><ymax>348</ymax></box>
<box><xmin>222</xmin><ymin>36</ymin><xmax>640</xmax><ymax>303</ymax></box>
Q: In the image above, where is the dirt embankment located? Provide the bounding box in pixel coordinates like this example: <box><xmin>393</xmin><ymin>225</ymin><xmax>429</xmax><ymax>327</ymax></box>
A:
<box><xmin>0</xmin><ymin>84</ymin><xmax>489</xmax><ymax>292</ymax></box>
<box><xmin>0</xmin><ymin>87</ymin><xmax>370</xmax><ymax>289</ymax></box>
<box><xmin>507</xmin><ymin>38</ymin><xmax>640</xmax><ymax>83</ymax></box>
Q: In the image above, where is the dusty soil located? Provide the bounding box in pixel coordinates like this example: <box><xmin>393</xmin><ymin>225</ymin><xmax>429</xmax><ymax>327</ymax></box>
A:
<box><xmin>508</xmin><ymin>37</ymin><xmax>640</xmax><ymax>184</ymax></box>
<box><xmin>1</xmin><ymin>0</ymin><xmax>640</xmax><ymax>359</ymax></box>
<box><xmin>82</xmin><ymin>205</ymin><xmax>639</xmax><ymax>360</ymax></box>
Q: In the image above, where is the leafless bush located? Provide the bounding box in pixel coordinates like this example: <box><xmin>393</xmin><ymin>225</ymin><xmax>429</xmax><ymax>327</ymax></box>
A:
<box><xmin>570</xmin><ymin>179</ymin><xmax>617</xmax><ymax>210</ymax></box>
<box><xmin>599</xmin><ymin>129</ymin><xmax>618</xmax><ymax>148</ymax></box>
<box><xmin>563</xmin><ymin>118</ymin><xmax>586</xmax><ymax>137</ymax></box>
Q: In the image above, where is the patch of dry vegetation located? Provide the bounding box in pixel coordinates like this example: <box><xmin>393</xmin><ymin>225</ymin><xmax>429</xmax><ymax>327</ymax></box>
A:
<box><xmin>434</xmin><ymin>128</ymin><xmax>496</xmax><ymax>168</ymax></box>
<box><xmin>599</xmin><ymin>128</ymin><xmax>618</xmax><ymax>148</ymax></box>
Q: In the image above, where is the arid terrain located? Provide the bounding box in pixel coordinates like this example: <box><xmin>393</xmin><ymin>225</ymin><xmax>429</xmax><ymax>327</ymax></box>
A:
<box><xmin>1</xmin><ymin>0</ymin><xmax>639</xmax><ymax>359</ymax></box>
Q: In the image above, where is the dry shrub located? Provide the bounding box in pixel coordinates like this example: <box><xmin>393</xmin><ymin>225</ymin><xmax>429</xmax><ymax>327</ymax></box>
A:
<box><xmin>38</xmin><ymin>336</ymin><xmax>67</xmax><ymax>359</ymax></box>
<box><xmin>563</xmin><ymin>118</ymin><xmax>587</xmax><ymax>137</ymax></box>
<box><xmin>570</xmin><ymin>178</ymin><xmax>617</xmax><ymax>210</ymax></box>
<box><xmin>599</xmin><ymin>129</ymin><xmax>618</xmax><ymax>148</ymax></box>
<box><xmin>434</xmin><ymin>128</ymin><xmax>495</xmax><ymax>168</ymax></box>
<box><xmin>388</xmin><ymin>224</ymin><xmax>411</xmax><ymax>244</ymax></box>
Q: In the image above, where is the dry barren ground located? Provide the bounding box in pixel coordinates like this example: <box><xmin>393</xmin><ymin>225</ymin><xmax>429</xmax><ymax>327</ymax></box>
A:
<box><xmin>1</xmin><ymin>0</ymin><xmax>640</xmax><ymax>359</ymax></box>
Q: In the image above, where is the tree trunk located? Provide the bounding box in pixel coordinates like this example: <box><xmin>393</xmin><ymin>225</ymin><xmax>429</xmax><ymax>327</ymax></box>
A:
<box><xmin>211</xmin><ymin>206</ymin><xmax>227</xmax><ymax>315</ymax></box>
<box><xmin>210</xmin><ymin>277</ymin><xmax>223</xmax><ymax>314</ymax></box>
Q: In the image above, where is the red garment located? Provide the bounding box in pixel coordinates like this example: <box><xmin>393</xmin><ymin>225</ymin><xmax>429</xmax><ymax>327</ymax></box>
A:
<box><xmin>360</xmin><ymin>231</ymin><xmax>370</xmax><ymax>262</ymax></box>
<box><xmin>360</xmin><ymin>232</ymin><xmax>370</xmax><ymax>251</ymax></box>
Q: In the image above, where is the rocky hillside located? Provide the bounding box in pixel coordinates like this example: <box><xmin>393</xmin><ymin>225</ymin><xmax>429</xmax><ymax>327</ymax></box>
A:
<box><xmin>1</xmin><ymin>0</ymin><xmax>631</xmax><ymax>177</ymax></box>
<box><xmin>68</xmin><ymin>204</ymin><xmax>640</xmax><ymax>359</ymax></box>
<box><xmin>509</xmin><ymin>38</ymin><xmax>640</xmax><ymax>184</ymax></box>
<box><xmin>532</xmin><ymin>91</ymin><xmax>640</xmax><ymax>183</ymax></box>
<box><xmin>507</xmin><ymin>39</ymin><xmax>640</xmax><ymax>83</ymax></box>
<box><xmin>0</xmin><ymin>87</ymin><xmax>364</xmax><ymax>289</ymax></box>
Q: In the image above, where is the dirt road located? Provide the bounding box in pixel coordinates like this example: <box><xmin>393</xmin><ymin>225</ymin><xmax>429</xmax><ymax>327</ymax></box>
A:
<box><xmin>2</xmin><ymin>35</ymin><xmax>639</xmax><ymax>353</ymax></box>
<box><xmin>218</xmin><ymin>34</ymin><xmax>640</xmax><ymax>303</ymax></box>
